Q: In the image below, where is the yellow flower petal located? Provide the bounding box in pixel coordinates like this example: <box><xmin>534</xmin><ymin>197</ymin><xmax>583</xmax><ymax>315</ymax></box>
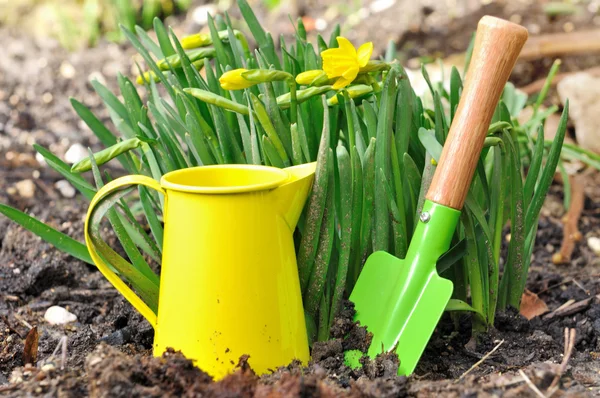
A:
<box><xmin>321</xmin><ymin>37</ymin><xmax>372</xmax><ymax>86</ymax></box>
<box><xmin>341</xmin><ymin>65</ymin><xmax>359</xmax><ymax>81</ymax></box>
<box><xmin>322</xmin><ymin>50</ymin><xmax>356</xmax><ymax>78</ymax></box>
<box><xmin>332</xmin><ymin>75</ymin><xmax>353</xmax><ymax>90</ymax></box>
<box><xmin>357</xmin><ymin>42</ymin><xmax>373</xmax><ymax>67</ymax></box>
<box><xmin>336</xmin><ymin>37</ymin><xmax>357</xmax><ymax>57</ymax></box>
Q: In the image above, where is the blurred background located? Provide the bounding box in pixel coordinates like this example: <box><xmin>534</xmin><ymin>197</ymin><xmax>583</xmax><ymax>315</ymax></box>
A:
<box><xmin>0</xmin><ymin>0</ymin><xmax>599</xmax><ymax>198</ymax></box>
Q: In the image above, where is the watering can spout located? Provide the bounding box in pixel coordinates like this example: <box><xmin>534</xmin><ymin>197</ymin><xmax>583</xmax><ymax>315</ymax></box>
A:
<box><xmin>273</xmin><ymin>162</ymin><xmax>317</xmax><ymax>229</ymax></box>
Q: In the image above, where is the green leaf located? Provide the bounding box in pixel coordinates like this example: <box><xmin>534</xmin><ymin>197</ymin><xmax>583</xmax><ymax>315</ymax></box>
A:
<box><xmin>359</xmin><ymin>137</ymin><xmax>376</xmax><ymax>268</ymax></box>
<box><xmin>525</xmin><ymin>103</ymin><xmax>568</xmax><ymax>233</ymax></box>
<box><xmin>135</xmin><ymin>25</ymin><xmax>163</xmax><ymax>58</ymax></box>
<box><xmin>0</xmin><ymin>204</ymin><xmax>93</xmax><ymax>264</ymax></box>
<box><xmin>449</xmin><ymin>66</ymin><xmax>462</xmax><ymax>122</ymax></box>
<box><xmin>70</xmin><ymin>98</ymin><xmax>117</xmax><ymax>147</ymax></box>
<box><xmin>501</xmin><ymin>131</ymin><xmax>526</xmax><ymax>309</ymax></box>
<box><xmin>395</xmin><ymin>65</ymin><xmax>414</xmax><ymax>166</ymax></box>
<box><xmin>91</xmin><ymin>79</ymin><xmax>130</xmax><ymax>124</ymax></box>
<box><xmin>437</xmin><ymin>239</ymin><xmax>467</xmax><ymax>274</ymax></box>
<box><xmin>445</xmin><ymin>299</ymin><xmax>484</xmax><ymax>317</ymax></box>
<box><xmin>330</xmin><ymin>145</ymin><xmax>352</xmax><ymax>324</ymax></box>
<box><xmin>34</xmin><ymin>144</ymin><xmax>96</xmax><ymax>200</ymax></box>
<box><xmin>88</xmin><ymin>190</ymin><xmax>159</xmax><ymax>312</ymax></box>
<box><xmin>328</xmin><ymin>24</ymin><xmax>340</xmax><ymax>49</ymax></box>
<box><xmin>250</xmin><ymin>93</ymin><xmax>290</xmax><ymax>166</ymax></box>
<box><xmin>403</xmin><ymin>153</ymin><xmax>422</xmax><ymax>226</ymax></box>
<box><xmin>121</xmin><ymin>24</ymin><xmax>175</xmax><ymax>99</ymax></box>
<box><xmin>298</xmin><ymin>99</ymin><xmax>331</xmax><ymax>293</ymax></box>
<box><xmin>139</xmin><ymin>186</ymin><xmax>164</xmax><ymax>251</ymax></box>
<box><xmin>373</xmin><ymin>69</ymin><xmax>397</xmax><ymax>252</ymax></box>
<box><xmin>418</xmin><ymin>128</ymin><xmax>442</xmax><ymax>161</ymax></box>
<box><xmin>304</xmin><ymin>148</ymin><xmax>334</xmax><ymax>319</ymax></box>
<box><xmin>88</xmin><ymin>152</ymin><xmax>158</xmax><ymax>285</ymax></box>
<box><xmin>262</xmin><ymin>135</ymin><xmax>285</xmax><ymax>168</ymax></box>
<box><xmin>347</xmin><ymin>146</ymin><xmax>364</xmax><ymax>291</ymax></box>
<box><xmin>153</xmin><ymin>17</ymin><xmax>176</xmax><ymax>57</ymax></box>
<box><xmin>523</xmin><ymin>125</ymin><xmax>544</xmax><ymax>208</ymax></box>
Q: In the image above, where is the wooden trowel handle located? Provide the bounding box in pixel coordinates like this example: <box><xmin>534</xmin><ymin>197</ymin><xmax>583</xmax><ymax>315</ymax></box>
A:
<box><xmin>426</xmin><ymin>16</ymin><xmax>528</xmax><ymax>210</ymax></box>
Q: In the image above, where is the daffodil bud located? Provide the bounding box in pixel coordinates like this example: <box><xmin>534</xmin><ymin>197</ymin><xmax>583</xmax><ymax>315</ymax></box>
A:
<box><xmin>156</xmin><ymin>48</ymin><xmax>216</xmax><ymax>71</ymax></box>
<box><xmin>184</xmin><ymin>88</ymin><xmax>250</xmax><ymax>115</ymax></box>
<box><xmin>327</xmin><ymin>85</ymin><xmax>374</xmax><ymax>106</ymax></box>
<box><xmin>181</xmin><ymin>30</ymin><xmax>249</xmax><ymax>53</ymax></box>
<box><xmin>218</xmin><ymin>69</ymin><xmax>258</xmax><ymax>90</ymax></box>
<box><xmin>277</xmin><ymin>86</ymin><xmax>334</xmax><ymax>109</ymax></box>
<box><xmin>71</xmin><ymin>138</ymin><xmax>145</xmax><ymax>172</ymax></box>
<box><xmin>242</xmin><ymin>69</ymin><xmax>294</xmax><ymax>85</ymax></box>
<box><xmin>181</xmin><ymin>33</ymin><xmax>212</xmax><ymax>49</ymax></box>
<box><xmin>136</xmin><ymin>59</ymin><xmax>205</xmax><ymax>85</ymax></box>
<box><xmin>359</xmin><ymin>60</ymin><xmax>392</xmax><ymax>73</ymax></box>
<box><xmin>295</xmin><ymin>70</ymin><xmax>327</xmax><ymax>85</ymax></box>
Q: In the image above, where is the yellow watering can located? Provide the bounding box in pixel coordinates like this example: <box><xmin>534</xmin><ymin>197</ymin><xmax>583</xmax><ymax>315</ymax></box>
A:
<box><xmin>84</xmin><ymin>162</ymin><xmax>316</xmax><ymax>379</ymax></box>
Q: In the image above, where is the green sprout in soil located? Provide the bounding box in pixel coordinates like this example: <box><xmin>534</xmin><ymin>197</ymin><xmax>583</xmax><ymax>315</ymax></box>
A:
<box><xmin>0</xmin><ymin>0</ymin><xmax>575</xmax><ymax>342</ymax></box>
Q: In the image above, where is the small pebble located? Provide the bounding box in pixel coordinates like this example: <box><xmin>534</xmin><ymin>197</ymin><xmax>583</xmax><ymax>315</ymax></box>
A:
<box><xmin>587</xmin><ymin>237</ymin><xmax>600</xmax><ymax>256</ymax></box>
<box><xmin>369</xmin><ymin>0</ymin><xmax>395</xmax><ymax>13</ymax></box>
<box><xmin>42</xmin><ymin>92</ymin><xmax>53</xmax><ymax>104</ymax></box>
<box><xmin>41</xmin><ymin>363</ymin><xmax>55</xmax><ymax>373</ymax></box>
<box><xmin>35</xmin><ymin>152</ymin><xmax>47</xmax><ymax>166</ymax></box>
<box><xmin>100</xmin><ymin>329</ymin><xmax>131</xmax><ymax>346</ymax></box>
<box><xmin>14</xmin><ymin>179</ymin><xmax>35</xmax><ymax>198</ymax></box>
<box><xmin>192</xmin><ymin>4</ymin><xmax>217</xmax><ymax>25</ymax></box>
<box><xmin>44</xmin><ymin>306</ymin><xmax>77</xmax><ymax>325</ymax></box>
<box><xmin>315</xmin><ymin>18</ymin><xmax>328</xmax><ymax>31</ymax></box>
<box><xmin>64</xmin><ymin>143</ymin><xmax>88</xmax><ymax>164</ymax></box>
<box><xmin>55</xmin><ymin>180</ymin><xmax>76</xmax><ymax>198</ymax></box>
<box><xmin>60</xmin><ymin>62</ymin><xmax>76</xmax><ymax>79</ymax></box>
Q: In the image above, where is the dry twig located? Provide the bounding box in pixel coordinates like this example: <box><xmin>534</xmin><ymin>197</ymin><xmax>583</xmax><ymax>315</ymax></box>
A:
<box><xmin>519</xmin><ymin>369</ymin><xmax>548</xmax><ymax>398</ymax></box>
<box><xmin>520</xmin><ymin>29</ymin><xmax>600</xmax><ymax>60</ymax></box>
<box><xmin>456</xmin><ymin>339</ymin><xmax>504</xmax><ymax>382</ymax></box>
<box><xmin>553</xmin><ymin>175</ymin><xmax>585</xmax><ymax>265</ymax></box>
<box><xmin>12</xmin><ymin>313</ymin><xmax>33</xmax><ymax>330</ymax></box>
<box><xmin>543</xmin><ymin>298</ymin><xmax>592</xmax><ymax>320</ymax></box>
<box><xmin>547</xmin><ymin>328</ymin><xmax>577</xmax><ymax>396</ymax></box>
<box><xmin>43</xmin><ymin>335</ymin><xmax>68</xmax><ymax>370</ymax></box>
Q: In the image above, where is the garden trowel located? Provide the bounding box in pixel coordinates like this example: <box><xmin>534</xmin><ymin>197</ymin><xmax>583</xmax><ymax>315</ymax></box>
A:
<box><xmin>346</xmin><ymin>16</ymin><xmax>529</xmax><ymax>376</ymax></box>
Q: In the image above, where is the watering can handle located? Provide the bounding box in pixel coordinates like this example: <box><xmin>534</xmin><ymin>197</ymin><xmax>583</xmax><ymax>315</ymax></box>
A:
<box><xmin>84</xmin><ymin>175</ymin><xmax>166</xmax><ymax>329</ymax></box>
<box><xmin>426</xmin><ymin>16</ymin><xmax>528</xmax><ymax>210</ymax></box>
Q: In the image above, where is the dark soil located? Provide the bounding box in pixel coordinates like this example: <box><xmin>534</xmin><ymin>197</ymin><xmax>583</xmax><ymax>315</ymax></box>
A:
<box><xmin>1</xmin><ymin>0</ymin><xmax>600</xmax><ymax>396</ymax></box>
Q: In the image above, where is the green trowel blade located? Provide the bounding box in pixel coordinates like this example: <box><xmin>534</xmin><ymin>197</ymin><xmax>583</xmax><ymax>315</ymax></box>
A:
<box><xmin>346</xmin><ymin>200</ymin><xmax>460</xmax><ymax>376</ymax></box>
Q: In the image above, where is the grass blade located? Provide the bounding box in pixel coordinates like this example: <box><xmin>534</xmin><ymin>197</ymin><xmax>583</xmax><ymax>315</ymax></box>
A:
<box><xmin>330</xmin><ymin>145</ymin><xmax>352</xmax><ymax>324</ymax></box>
<box><xmin>0</xmin><ymin>204</ymin><xmax>93</xmax><ymax>264</ymax></box>
<box><xmin>304</xmin><ymin>148</ymin><xmax>335</xmax><ymax>319</ymax></box>
<box><xmin>298</xmin><ymin>98</ymin><xmax>331</xmax><ymax>293</ymax></box>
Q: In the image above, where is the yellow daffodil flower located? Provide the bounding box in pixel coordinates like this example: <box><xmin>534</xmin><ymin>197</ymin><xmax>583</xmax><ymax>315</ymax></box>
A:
<box><xmin>321</xmin><ymin>37</ymin><xmax>373</xmax><ymax>90</ymax></box>
<box><xmin>219</xmin><ymin>69</ymin><xmax>257</xmax><ymax>90</ymax></box>
<box><xmin>295</xmin><ymin>70</ymin><xmax>327</xmax><ymax>85</ymax></box>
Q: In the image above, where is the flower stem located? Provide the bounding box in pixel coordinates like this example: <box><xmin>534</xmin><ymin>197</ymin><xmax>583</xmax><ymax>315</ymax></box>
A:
<box><xmin>289</xmin><ymin>80</ymin><xmax>298</xmax><ymax>125</ymax></box>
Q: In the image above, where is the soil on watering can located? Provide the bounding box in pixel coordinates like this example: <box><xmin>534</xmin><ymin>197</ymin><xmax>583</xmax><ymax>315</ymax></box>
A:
<box><xmin>1</xmin><ymin>0</ymin><xmax>600</xmax><ymax>396</ymax></box>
